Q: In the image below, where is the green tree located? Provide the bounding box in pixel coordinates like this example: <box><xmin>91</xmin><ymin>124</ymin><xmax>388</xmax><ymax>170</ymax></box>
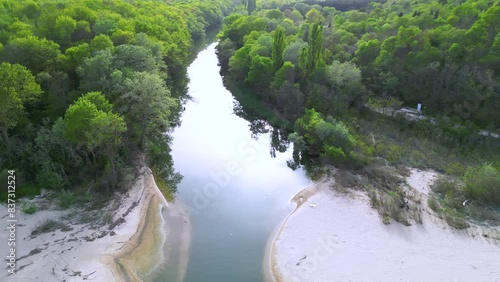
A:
<box><xmin>77</xmin><ymin>50</ymin><xmax>115</xmax><ymax>94</ymax></box>
<box><xmin>293</xmin><ymin>109</ymin><xmax>358</xmax><ymax>165</ymax></box>
<box><xmin>266</xmin><ymin>9</ymin><xmax>284</xmax><ymax>20</ymax></box>
<box><xmin>289</xmin><ymin>10</ymin><xmax>303</xmax><ymax>25</ymax></box>
<box><xmin>229</xmin><ymin>44</ymin><xmax>253</xmax><ymax>81</ymax></box>
<box><xmin>305</xmin><ymin>8</ymin><xmax>324</xmax><ymax>24</ymax></box>
<box><xmin>54</xmin><ymin>15</ymin><xmax>77</xmax><ymax>46</ymax></box>
<box><xmin>283</xmin><ymin>39</ymin><xmax>308</xmax><ymax>65</ymax></box>
<box><xmin>119</xmin><ymin>72</ymin><xmax>177</xmax><ymax>147</ymax></box>
<box><xmin>72</xmin><ymin>20</ymin><xmax>92</xmax><ymax>43</ymax></box>
<box><xmin>64</xmin><ymin>91</ymin><xmax>125</xmax><ymax>154</ymax></box>
<box><xmin>90</xmin><ymin>34</ymin><xmax>114</xmax><ymax>53</ymax></box>
<box><xmin>113</xmin><ymin>44</ymin><xmax>158</xmax><ymax>73</ymax></box>
<box><xmin>245</xmin><ymin>55</ymin><xmax>274</xmax><ymax>92</ymax></box>
<box><xmin>355</xmin><ymin>39</ymin><xmax>380</xmax><ymax>66</ymax></box>
<box><xmin>63</xmin><ymin>43</ymin><xmax>91</xmax><ymax>71</ymax></box>
<box><xmin>271</xmin><ymin>61</ymin><xmax>296</xmax><ymax>90</ymax></box>
<box><xmin>309</xmin><ymin>22</ymin><xmax>324</xmax><ymax>70</ymax></box>
<box><xmin>94</xmin><ymin>19</ymin><xmax>117</xmax><ymax>35</ymax></box>
<box><xmin>0</xmin><ymin>62</ymin><xmax>42</xmax><ymax>144</ymax></box>
<box><xmin>63</xmin><ymin>91</ymin><xmax>126</xmax><ymax>185</ymax></box>
<box><xmin>2</xmin><ymin>36</ymin><xmax>61</xmax><ymax>73</ymax></box>
<box><xmin>272</xmin><ymin>28</ymin><xmax>286</xmax><ymax>70</ymax></box>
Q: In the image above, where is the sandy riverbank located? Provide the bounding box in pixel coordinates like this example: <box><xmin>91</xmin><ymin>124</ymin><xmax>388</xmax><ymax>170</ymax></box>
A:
<box><xmin>0</xmin><ymin>167</ymin><xmax>189</xmax><ymax>282</ymax></box>
<box><xmin>270</xmin><ymin>168</ymin><xmax>500</xmax><ymax>282</ymax></box>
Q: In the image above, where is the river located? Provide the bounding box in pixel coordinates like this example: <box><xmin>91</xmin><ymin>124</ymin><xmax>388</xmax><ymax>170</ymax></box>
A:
<box><xmin>150</xmin><ymin>43</ymin><xmax>311</xmax><ymax>281</ymax></box>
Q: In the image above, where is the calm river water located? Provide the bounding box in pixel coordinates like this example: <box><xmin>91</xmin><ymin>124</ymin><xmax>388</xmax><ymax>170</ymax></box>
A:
<box><xmin>153</xmin><ymin>43</ymin><xmax>311</xmax><ymax>282</ymax></box>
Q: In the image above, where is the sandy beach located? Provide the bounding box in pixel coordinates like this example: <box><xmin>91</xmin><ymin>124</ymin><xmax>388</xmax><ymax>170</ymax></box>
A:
<box><xmin>270</xmin><ymin>168</ymin><xmax>500</xmax><ymax>282</ymax></box>
<box><xmin>0</xmin><ymin>167</ymin><xmax>188</xmax><ymax>282</ymax></box>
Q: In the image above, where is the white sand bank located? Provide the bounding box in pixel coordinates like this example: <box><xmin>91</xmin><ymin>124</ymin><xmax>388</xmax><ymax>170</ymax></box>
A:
<box><xmin>271</xmin><ymin>169</ymin><xmax>500</xmax><ymax>282</ymax></box>
<box><xmin>0</xmin><ymin>167</ymin><xmax>184</xmax><ymax>282</ymax></box>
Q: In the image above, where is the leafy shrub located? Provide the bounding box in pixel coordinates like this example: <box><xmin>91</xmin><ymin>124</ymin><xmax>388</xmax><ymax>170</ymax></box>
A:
<box><xmin>463</xmin><ymin>164</ymin><xmax>500</xmax><ymax>206</ymax></box>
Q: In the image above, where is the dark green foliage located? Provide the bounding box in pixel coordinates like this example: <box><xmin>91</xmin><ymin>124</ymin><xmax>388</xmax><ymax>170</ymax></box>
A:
<box><xmin>271</xmin><ymin>28</ymin><xmax>286</xmax><ymax>70</ymax></box>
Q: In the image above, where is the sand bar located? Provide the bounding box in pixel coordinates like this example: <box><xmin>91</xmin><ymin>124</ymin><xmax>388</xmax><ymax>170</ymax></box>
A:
<box><xmin>271</xmin><ymin>169</ymin><xmax>500</xmax><ymax>282</ymax></box>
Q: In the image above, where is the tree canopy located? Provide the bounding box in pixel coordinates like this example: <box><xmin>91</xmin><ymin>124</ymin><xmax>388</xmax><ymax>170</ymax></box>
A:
<box><xmin>0</xmin><ymin>0</ymin><xmax>238</xmax><ymax>200</ymax></box>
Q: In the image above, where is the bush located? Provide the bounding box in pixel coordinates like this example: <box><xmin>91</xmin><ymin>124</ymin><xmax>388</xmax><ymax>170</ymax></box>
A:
<box><xmin>56</xmin><ymin>190</ymin><xmax>76</xmax><ymax>209</ymax></box>
<box><xmin>368</xmin><ymin>188</ymin><xmax>410</xmax><ymax>226</ymax></box>
<box><xmin>362</xmin><ymin>165</ymin><xmax>403</xmax><ymax>191</ymax></box>
<box><xmin>21</xmin><ymin>202</ymin><xmax>37</xmax><ymax>214</ymax></box>
<box><xmin>464</xmin><ymin>164</ymin><xmax>500</xmax><ymax>206</ymax></box>
<box><xmin>431</xmin><ymin>176</ymin><xmax>456</xmax><ymax>195</ymax></box>
<box><xmin>427</xmin><ymin>196</ymin><xmax>441</xmax><ymax>212</ymax></box>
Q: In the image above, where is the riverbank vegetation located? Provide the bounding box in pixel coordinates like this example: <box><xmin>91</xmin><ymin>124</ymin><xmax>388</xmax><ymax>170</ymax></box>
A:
<box><xmin>217</xmin><ymin>0</ymin><xmax>500</xmax><ymax>226</ymax></box>
<box><xmin>0</xmin><ymin>0</ymin><xmax>239</xmax><ymax>203</ymax></box>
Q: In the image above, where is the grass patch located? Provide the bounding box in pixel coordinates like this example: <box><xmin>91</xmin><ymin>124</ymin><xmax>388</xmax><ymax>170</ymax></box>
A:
<box><xmin>443</xmin><ymin>208</ymin><xmax>469</xmax><ymax>229</ymax></box>
<box><xmin>21</xmin><ymin>202</ymin><xmax>37</xmax><ymax>214</ymax></box>
<box><xmin>427</xmin><ymin>195</ymin><xmax>441</xmax><ymax>212</ymax></box>
<box><xmin>31</xmin><ymin>219</ymin><xmax>64</xmax><ymax>236</ymax></box>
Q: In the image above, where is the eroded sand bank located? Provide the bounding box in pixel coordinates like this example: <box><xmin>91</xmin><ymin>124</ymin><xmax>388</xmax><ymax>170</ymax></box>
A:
<box><xmin>0</xmin><ymin>167</ymin><xmax>189</xmax><ymax>282</ymax></box>
<box><xmin>271</xmin><ymin>169</ymin><xmax>500</xmax><ymax>282</ymax></box>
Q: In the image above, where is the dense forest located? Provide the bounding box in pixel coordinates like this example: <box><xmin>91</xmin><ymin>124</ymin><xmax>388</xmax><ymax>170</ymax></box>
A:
<box><xmin>0</xmin><ymin>0</ymin><xmax>238</xmax><ymax>201</ymax></box>
<box><xmin>218</xmin><ymin>0</ymin><xmax>500</xmax><ymax>222</ymax></box>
